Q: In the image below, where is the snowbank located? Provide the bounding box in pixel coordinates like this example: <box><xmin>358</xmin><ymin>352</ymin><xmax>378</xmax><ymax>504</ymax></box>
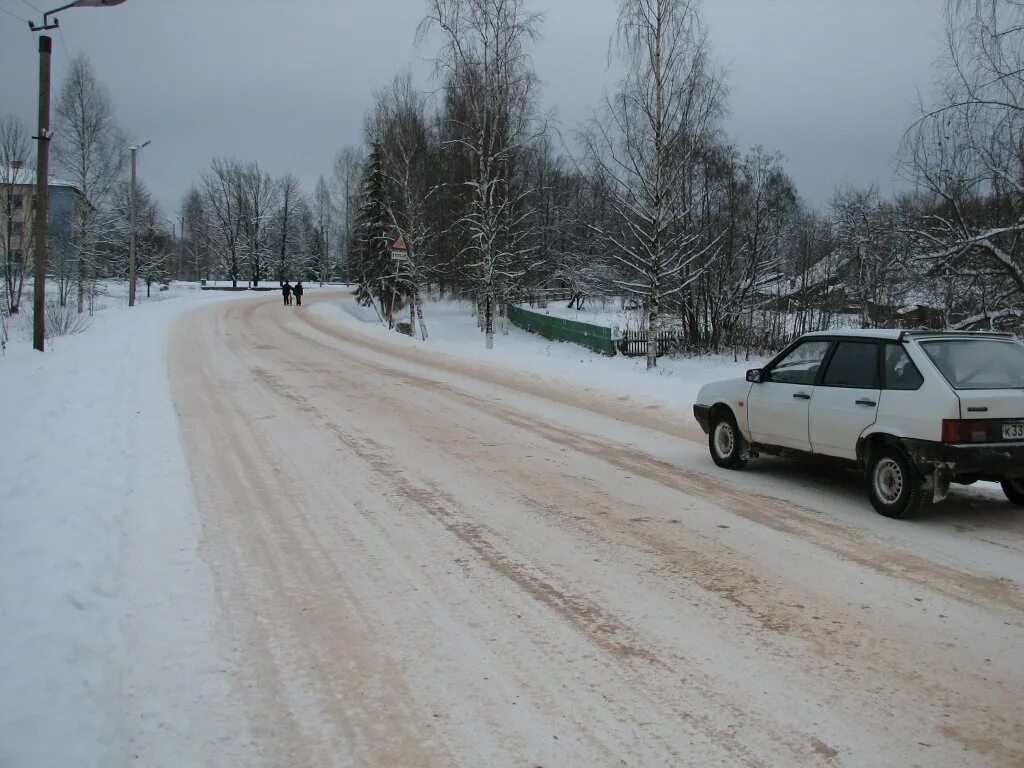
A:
<box><xmin>0</xmin><ymin>286</ymin><xmax>246</xmax><ymax>767</ymax></box>
<box><xmin>319</xmin><ymin>298</ymin><xmax>760</xmax><ymax>409</ymax></box>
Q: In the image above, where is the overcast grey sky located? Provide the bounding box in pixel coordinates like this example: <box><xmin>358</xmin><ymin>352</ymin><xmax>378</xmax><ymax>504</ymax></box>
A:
<box><xmin>0</xmin><ymin>0</ymin><xmax>944</xmax><ymax>217</ymax></box>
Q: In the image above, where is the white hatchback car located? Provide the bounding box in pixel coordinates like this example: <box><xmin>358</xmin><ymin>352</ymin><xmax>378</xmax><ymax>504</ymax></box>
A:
<box><xmin>693</xmin><ymin>330</ymin><xmax>1024</xmax><ymax>518</ymax></box>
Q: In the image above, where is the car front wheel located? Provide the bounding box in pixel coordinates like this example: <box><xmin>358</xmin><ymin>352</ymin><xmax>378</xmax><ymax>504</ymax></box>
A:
<box><xmin>709</xmin><ymin>410</ymin><xmax>747</xmax><ymax>470</ymax></box>
<box><xmin>1001</xmin><ymin>480</ymin><xmax>1024</xmax><ymax>506</ymax></box>
<box><xmin>866</xmin><ymin>446</ymin><xmax>925</xmax><ymax>519</ymax></box>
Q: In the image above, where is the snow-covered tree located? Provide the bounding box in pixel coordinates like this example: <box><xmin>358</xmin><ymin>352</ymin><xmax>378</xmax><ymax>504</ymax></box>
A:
<box><xmin>200</xmin><ymin>159</ymin><xmax>246</xmax><ymax>288</ymax></box>
<box><xmin>582</xmin><ymin>0</ymin><xmax>726</xmax><ymax>368</ymax></box>
<box><xmin>420</xmin><ymin>0</ymin><xmax>543</xmax><ymax>348</ymax></box>
<box><xmin>902</xmin><ymin>0</ymin><xmax>1024</xmax><ymax>330</ymax></box>
<box><xmin>52</xmin><ymin>55</ymin><xmax>128</xmax><ymax>311</ymax></box>
<box><xmin>239</xmin><ymin>162</ymin><xmax>279</xmax><ymax>288</ymax></box>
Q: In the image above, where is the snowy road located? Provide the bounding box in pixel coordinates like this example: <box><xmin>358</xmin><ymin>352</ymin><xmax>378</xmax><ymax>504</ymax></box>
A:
<box><xmin>170</xmin><ymin>291</ymin><xmax>1024</xmax><ymax>767</ymax></box>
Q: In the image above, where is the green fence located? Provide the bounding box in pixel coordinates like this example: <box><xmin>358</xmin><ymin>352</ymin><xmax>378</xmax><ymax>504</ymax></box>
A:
<box><xmin>507</xmin><ymin>304</ymin><xmax>616</xmax><ymax>356</ymax></box>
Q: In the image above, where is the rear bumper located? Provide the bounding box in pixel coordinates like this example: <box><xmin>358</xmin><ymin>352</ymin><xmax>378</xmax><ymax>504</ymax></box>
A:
<box><xmin>902</xmin><ymin>439</ymin><xmax>1024</xmax><ymax>481</ymax></box>
<box><xmin>693</xmin><ymin>404</ymin><xmax>712</xmax><ymax>434</ymax></box>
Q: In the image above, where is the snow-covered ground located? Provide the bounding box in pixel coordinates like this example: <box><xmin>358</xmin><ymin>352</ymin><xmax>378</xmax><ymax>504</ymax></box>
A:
<box><xmin>0</xmin><ymin>284</ymin><xmax>253</xmax><ymax>767</ymax></box>
<box><xmin>5</xmin><ymin>287</ymin><xmax>1021</xmax><ymax>767</ymax></box>
<box><xmin>323</xmin><ymin>297</ymin><xmax>762</xmax><ymax>410</ymax></box>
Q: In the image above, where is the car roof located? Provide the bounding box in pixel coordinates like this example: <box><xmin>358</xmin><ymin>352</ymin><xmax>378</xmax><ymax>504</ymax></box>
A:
<box><xmin>802</xmin><ymin>329</ymin><xmax>904</xmax><ymax>340</ymax></box>
<box><xmin>800</xmin><ymin>329</ymin><xmax>1018</xmax><ymax>342</ymax></box>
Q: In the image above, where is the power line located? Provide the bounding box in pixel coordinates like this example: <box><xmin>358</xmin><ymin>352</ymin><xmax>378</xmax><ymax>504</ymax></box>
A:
<box><xmin>0</xmin><ymin>4</ymin><xmax>30</xmax><ymax>24</ymax></box>
<box><xmin>19</xmin><ymin>0</ymin><xmax>41</xmax><ymax>14</ymax></box>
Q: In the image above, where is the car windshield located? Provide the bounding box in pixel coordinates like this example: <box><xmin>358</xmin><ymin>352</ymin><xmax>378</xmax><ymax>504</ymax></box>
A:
<box><xmin>920</xmin><ymin>339</ymin><xmax>1024</xmax><ymax>390</ymax></box>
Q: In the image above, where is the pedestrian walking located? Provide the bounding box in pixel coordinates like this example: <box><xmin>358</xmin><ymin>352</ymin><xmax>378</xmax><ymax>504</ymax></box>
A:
<box><xmin>282</xmin><ymin>281</ymin><xmax>293</xmax><ymax>306</ymax></box>
<box><xmin>293</xmin><ymin>281</ymin><xmax>304</xmax><ymax>306</ymax></box>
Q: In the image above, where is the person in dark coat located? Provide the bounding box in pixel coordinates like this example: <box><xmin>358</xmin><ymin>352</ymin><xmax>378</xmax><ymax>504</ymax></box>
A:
<box><xmin>282</xmin><ymin>281</ymin><xmax>292</xmax><ymax>306</ymax></box>
<box><xmin>293</xmin><ymin>281</ymin><xmax>304</xmax><ymax>306</ymax></box>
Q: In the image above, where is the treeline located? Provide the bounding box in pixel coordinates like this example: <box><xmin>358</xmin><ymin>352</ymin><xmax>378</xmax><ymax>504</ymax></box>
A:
<box><xmin>341</xmin><ymin>0</ymin><xmax>1023</xmax><ymax>364</ymax></box>
<box><xmin>4</xmin><ymin>0</ymin><xmax>1020</xmax><ymax>365</ymax></box>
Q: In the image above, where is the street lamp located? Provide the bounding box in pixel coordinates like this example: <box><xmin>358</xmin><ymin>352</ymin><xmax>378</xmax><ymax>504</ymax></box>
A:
<box><xmin>28</xmin><ymin>0</ymin><xmax>128</xmax><ymax>352</ymax></box>
<box><xmin>128</xmin><ymin>140</ymin><xmax>150</xmax><ymax>308</ymax></box>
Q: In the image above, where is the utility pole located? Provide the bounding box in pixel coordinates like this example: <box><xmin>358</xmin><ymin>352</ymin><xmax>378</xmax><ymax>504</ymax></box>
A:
<box><xmin>28</xmin><ymin>0</ymin><xmax>129</xmax><ymax>348</ymax></box>
<box><xmin>127</xmin><ymin>140</ymin><xmax>149</xmax><ymax>307</ymax></box>
<box><xmin>31</xmin><ymin>35</ymin><xmax>52</xmax><ymax>352</ymax></box>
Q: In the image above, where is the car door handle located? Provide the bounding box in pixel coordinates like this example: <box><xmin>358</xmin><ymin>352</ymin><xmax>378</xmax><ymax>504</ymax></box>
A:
<box><xmin>856</xmin><ymin>399</ymin><xmax>877</xmax><ymax>407</ymax></box>
<box><xmin>792</xmin><ymin>392</ymin><xmax>811</xmax><ymax>400</ymax></box>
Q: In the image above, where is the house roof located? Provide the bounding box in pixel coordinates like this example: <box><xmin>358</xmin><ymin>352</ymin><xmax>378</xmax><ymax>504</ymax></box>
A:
<box><xmin>2</xmin><ymin>166</ymin><xmax>82</xmax><ymax>195</ymax></box>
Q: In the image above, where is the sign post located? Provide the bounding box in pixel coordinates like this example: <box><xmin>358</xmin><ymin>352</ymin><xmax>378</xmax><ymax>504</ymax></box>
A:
<box><xmin>389</xmin><ymin>234</ymin><xmax>414</xmax><ymax>335</ymax></box>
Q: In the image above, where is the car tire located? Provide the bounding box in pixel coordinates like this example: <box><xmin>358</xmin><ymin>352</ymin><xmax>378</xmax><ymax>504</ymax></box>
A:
<box><xmin>709</xmin><ymin>410</ymin><xmax>747</xmax><ymax>470</ymax></box>
<box><xmin>866</xmin><ymin>446</ymin><xmax>925</xmax><ymax>519</ymax></box>
<box><xmin>1001</xmin><ymin>480</ymin><xmax>1024</xmax><ymax>506</ymax></box>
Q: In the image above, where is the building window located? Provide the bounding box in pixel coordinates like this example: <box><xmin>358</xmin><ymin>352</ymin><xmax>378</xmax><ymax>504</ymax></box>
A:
<box><xmin>11</xmin><ymin>194</ymin><xmax>24</xmax><ymax>210</ymax></box>
<box><xmin>12</xmin><ymin>222</ymin><xmax>24</xmax><ymax>237</ymax></box>
<box><xmin>12</xmin><ymin>250</ymin><xmax>24</xmax><ymax>265</ymax></box>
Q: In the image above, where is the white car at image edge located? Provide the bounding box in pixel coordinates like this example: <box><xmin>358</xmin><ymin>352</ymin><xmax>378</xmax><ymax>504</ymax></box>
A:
<box><xmin>693</xmin><ymin>329</ymin><xmax>1024</xmax><ymax>518</ymax></box>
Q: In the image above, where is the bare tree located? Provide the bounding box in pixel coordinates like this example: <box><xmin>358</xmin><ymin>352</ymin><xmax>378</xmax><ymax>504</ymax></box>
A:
<box><xmin>582</xmin><ymin>0</ymin><xmax>726</xmax><ymax>368</ymax></box>
<box><xmin>200</xmin><ymin>158</ymin><xmax>245</xmax><ymax>287</ymax></box>
<box><xmin>1</xmin><ymin>115</ymin><xmax>32</xmax><ymax>318</ymax></box>
<box><xmin>313</xmin><ymin>176</ymin><xmax>333</xmax><ymax>285</ymax></box>
<box><xmin>902</xmin><ymin>0</ymin><xmax>1024</xmax><ymax>330</ymax></box>
<box><xmin>109</xmin><ymin>178</ymin><xmax>170</xmax><ymax>298</ymax></box>
<box><xmin>368</xmin><ymin>71</ymin><xmax>440</xmax><ymax>339</ymax></box>
<box><xmin>420</xmin><ymin>0</ymin><xmax>544</xmax><ymax>348</ymax></box>
<box><xmin>273</xmin><ymin>174</ymin><xmax>305</xmax><ymax>283</ymax></box>
<box><xmin>181</xmin><ymin>186</ymin><xmax>211</xmax><ymax>282</ymax></box>
<box><xmin>239</xmin><ymin>162</ymin><xmax>279</xmax><ymax>287</ymax></box>
<box><xmin>332</xmin><ymin>146</ymin><xmax>363</xmax><ymax>281</ymax></box>
<box><xmin>52</xmin><ymin>55</ymin><xmax>128</xmax><ymax>312</ymax></box>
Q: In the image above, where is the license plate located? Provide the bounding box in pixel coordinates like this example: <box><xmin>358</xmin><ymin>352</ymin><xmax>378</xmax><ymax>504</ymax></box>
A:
<box><xmin>1003</xmin><ymin>422</ymin><xmax>1024</xmax><ymax>440</ymax></box>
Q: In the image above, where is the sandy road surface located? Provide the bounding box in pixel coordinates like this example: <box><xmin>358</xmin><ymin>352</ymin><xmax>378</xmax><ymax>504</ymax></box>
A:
<box><xmin>169</xmin><ymin>291</ymin><xmax>1024</xmax><ymax>767</ymax></box>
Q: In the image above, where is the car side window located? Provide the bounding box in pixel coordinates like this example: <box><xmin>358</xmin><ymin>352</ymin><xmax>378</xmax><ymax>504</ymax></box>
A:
<box><xmin>883</xmin><ymin>343</ymin><xmax>924</xmax><ymax>390</ymax></box>
<box><xmin>822</xmin><ymin>341</ymin><xmax>879</xmax><ymax>388</ymax></box>
<box><xmin>767</xmin><ymin>340</ymin><xmax>832</xmax><ymax>385</ymax></box>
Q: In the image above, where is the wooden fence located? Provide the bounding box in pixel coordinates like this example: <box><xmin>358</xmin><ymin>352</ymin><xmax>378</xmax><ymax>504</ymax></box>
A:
<box><xmin>616</xmin><ymin>329</ymin><xmax>687</xmax><ymax>358</ymax></box>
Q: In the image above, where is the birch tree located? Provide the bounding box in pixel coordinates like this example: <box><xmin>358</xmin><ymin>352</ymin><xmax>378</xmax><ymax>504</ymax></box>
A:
<box><xmin>419</xmin><ymin>0</ymin><xmax>543</xmax><ymax>348</ymax></box>
<box><xmin>582</xmin><ymin>0</ymin><xmax>725</xmax><ymax>368</ymax></box>
<box><xmin>370</xmin><ymin>71</ymin><xmax>439</xmax><ymax>339</ymax></box>
<box><xmin>52</xmin><ymin>55</ymin><xmax>128</xmax><ymax>312</ymax></box>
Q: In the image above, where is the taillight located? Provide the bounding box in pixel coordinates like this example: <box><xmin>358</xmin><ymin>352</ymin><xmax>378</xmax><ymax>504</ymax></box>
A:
<box><xmin>942</xmin><ymin>419</ymin><xmax>999</xmax><ymax>444</ymax></box>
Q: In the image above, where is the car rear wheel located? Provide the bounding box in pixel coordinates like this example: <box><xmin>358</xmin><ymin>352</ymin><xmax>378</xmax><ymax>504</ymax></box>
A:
<box><xmin>867</xmin><ymin>446</ymin><xmax>925</xmax><ymax>519</ymax></box>
<box><xmin>709</xmin><ymin>410</ymin><xmax>747</xmax><ymax>470</ymax></box>
<box><xmin>1001</xmin><ymin>480</ymin><xmax>1024</xmax><ymax>506</ymax></box>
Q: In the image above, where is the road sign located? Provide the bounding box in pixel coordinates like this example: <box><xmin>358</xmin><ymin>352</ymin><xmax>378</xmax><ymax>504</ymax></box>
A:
<box><xmin>390</xmin><ymin>234</ymin><xmax>411</xmax><ymax>261</ymax></box>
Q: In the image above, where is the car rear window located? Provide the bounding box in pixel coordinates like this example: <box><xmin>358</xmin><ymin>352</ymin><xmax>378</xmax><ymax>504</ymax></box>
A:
<box><xmin>920</xmin><ymin>339</ymin><xmax>1024</xmax><ymax>390</ymax></box>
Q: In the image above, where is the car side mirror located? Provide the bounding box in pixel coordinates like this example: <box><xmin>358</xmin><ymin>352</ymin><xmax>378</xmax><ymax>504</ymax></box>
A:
<box><xmin>746</xmin><ymin>368</ymin><xmax>764</xmax><ymax>384</ymax></box>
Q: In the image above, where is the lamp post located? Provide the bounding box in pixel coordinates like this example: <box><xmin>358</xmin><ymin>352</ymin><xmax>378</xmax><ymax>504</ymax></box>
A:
<box><xmin>127</xmin><ymin>140</ymin><xmax>150</xmax><ymax>307</ymax></box>
<box><xmin>28</xmin><ymin>0</ymin><xmax>128</xmax><ymax>351</ymax></box>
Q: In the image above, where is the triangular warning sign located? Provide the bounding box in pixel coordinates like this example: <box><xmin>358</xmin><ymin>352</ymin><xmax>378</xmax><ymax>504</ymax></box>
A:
<box><xmin>390</xmin><ymin>234</ymin><xmax>410</xmax><ymax>252</ymax></box>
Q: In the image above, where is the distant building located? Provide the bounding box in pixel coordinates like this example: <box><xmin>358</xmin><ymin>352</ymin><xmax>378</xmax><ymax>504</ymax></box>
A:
<box><xmin>1</xmin><ymin>164</ymin><xmax>87</xmax><ymax>283</ymax></box>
